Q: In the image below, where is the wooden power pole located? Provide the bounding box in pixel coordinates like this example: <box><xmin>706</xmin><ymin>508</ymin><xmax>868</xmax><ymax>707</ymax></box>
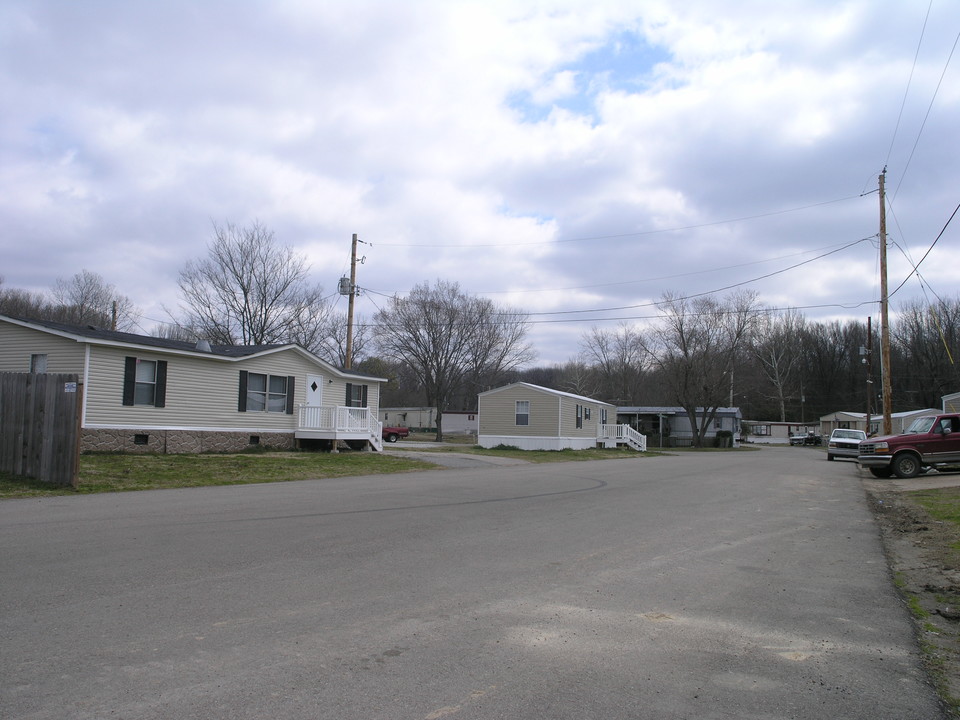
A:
<box><xmin>879</xmin><ymin>170</ymin><xmax>893</xmax><ymax>435</ymax></box>
<box><xmin>343</xmin><ymin>233</ymin><xmax>359</xmax><ymax>369</ymax></box>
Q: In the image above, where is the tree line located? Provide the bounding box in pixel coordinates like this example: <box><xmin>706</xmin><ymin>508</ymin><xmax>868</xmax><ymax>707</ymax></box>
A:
<box><xmin>3</xmin><ymin>221</ymin><xmax>958</xmax><ymax>443</ymax></box>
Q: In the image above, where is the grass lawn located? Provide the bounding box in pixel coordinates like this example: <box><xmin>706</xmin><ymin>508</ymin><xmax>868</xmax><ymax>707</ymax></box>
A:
<box><xmin>909</xmin><ymin>485</ymin><xmax>960</xmax><ymax>559</ymax></box>
<box><xmin>0</xmin><ymin>440</ymin><xmax>737</xmax><ymax>499</ymax></box>
<box><xmin>393</xmin><ymin>443</ymin><xmax>656</xmax><ymax>463</ymax></box>
<box><xmin>0</xmin><ymin>451</ymin><xmax>440</xmax><ymax>498</ymax></box>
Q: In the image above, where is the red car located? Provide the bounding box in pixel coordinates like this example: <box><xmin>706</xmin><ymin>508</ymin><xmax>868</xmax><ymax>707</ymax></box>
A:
<box><xmin>382</xmin><ymin>426</ymin><xmax>410</xmax><ymax>443</ymax></box>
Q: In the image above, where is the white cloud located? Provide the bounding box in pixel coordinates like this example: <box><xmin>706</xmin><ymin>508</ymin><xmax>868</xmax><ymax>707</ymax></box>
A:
<box><xmin>0</xmin><ymin>0</ymin><xmax>958</xmax><ymax>363</ymax></box>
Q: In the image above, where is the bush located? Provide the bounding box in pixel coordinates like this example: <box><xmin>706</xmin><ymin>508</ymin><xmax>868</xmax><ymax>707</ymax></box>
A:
<box><xmin>714</xmin><ymin>430</ymin><xmax>734</xmax><ymax>448</ymax></box>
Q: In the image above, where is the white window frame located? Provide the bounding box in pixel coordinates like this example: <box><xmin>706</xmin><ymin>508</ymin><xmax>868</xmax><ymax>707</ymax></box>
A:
<box><xmin>134</xmin><ymin>359</ymin><xmax>158</xmax><ymax>406</ymax></box>
<box><xmin>515</xmin><ymin>400</ymin><xmax>530</xmax><ymax>426</ymax></box>
<box><xmin>30</xmin><ymin>353</ymin><xmax>47</xmax><ymax>373</ymax></box>
<box><xmin>246</xmin><ymin>373</ymin><xmax>288</xmax><ymax>413</ymax></box>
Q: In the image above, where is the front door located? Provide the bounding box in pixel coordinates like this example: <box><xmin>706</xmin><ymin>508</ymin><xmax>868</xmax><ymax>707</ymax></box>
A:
<box><xmin>306</xmin><ymin>374</ymin><xmax>324</xmax><ymax>408</ymax></box>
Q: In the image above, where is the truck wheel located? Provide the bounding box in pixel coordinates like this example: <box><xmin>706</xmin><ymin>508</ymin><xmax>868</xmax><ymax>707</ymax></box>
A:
<box><xmin>892</xmin><ymin>453</ymin><xmax>921</xmax><ymax>479</ymax></box>
<box><xmin>869</xmin><ymin>467</ymin><xmax>893</xmax><ymax>478</ymax></box>
<box><xmin>827</xmin><ymin>454</ymin><xmax>834</xmax><ymax>461</ymax></box>
<box><xmin>386</xmin><ymin>433</ymin><xmax>399</xmax><ymax>443</ymax></box>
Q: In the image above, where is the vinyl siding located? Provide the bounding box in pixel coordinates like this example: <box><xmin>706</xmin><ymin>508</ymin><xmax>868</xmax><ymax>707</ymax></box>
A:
<box><xmin>479</xmin><ymin>385</ymin><xmax>561</xmax><ymax>437</ymax></box>
<box><xmin>0</xmin><ymin>323</ymin><xmax>87</xmax><ymax>374</ymax></box>
<box><xmin>558</xmin><ymin>397</ymin><xmax>609</xmax><ymax>438</ymax></box>
<box><xmin>84</xmin><ymin>345</ymin><xmax>379</xmax><ymax>431</ymax></box>
<box><xmin>479</xmin><ymin>383</ymin><xmax>615</xmax><ymax>439</ymax></box>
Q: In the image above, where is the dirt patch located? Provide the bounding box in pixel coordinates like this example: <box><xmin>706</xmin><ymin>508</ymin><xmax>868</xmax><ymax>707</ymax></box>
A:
<box><xmin>866</xmin><ymin>473</ymin><xmax>960</xmax><ymax>716</ymax></box>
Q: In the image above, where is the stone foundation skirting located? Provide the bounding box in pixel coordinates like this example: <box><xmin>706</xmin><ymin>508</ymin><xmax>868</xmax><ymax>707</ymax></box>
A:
<box><xmin>81</xmin><ymin>428</ymin><xmax>296</xmax><ymax>454</ymax></box>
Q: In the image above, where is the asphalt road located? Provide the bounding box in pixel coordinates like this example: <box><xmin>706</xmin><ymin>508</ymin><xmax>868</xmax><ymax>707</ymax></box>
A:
<box><xmin>0</xmin><ymin>448</ymin><xmax>946</xmax><ymax>719</ymax></box>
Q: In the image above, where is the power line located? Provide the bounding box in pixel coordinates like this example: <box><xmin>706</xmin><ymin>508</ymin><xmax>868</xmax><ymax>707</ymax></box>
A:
<box><xmin>355</xmin><ymin>300</ymin><xmax>880</xmax><ymax>329</ymax></box>
<box><xmin>890</xmin><ymin>199</ymin><xmax>960</xmax><ymax>298</ymax></box>
<box><xmin>496</xmin><ymin>236</ymin><xmax>873</xmax><ymax>318</ymax></box>
<box><xmin>884</xmin><ymin>0</ymin><xmax>933</xmax><ymax>169</ymax></box>
<box><xmin>360</xmin><ymin>236</ymin><xmax>873</xmax><ymax>327</ymax></box>
<box><xmin>372</xmin><ymin>194</ymin><xmax>866</xmax><ymax>248</ymax></box>
<box><xmin>365</xmin><ymin>236</ymin><xmax>873</xmax><ymax>303</ymax></box>
<box><xmin>893</xmin><ymin>23</ymin><xmax>960</xmax><ymax>201</ymax></box>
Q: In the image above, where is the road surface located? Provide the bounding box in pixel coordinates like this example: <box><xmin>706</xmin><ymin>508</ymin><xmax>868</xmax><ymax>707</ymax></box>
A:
<box><xmin>0</xmin><ymin>447</ymin><xmax>944</xmax><ymax>719</ymax></box>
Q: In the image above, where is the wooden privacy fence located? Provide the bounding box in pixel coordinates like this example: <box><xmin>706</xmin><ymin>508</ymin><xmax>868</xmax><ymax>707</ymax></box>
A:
<box><xmin>0</xmin><ymin>373</ymin><xmax>82</xmax><ymax>487</ymax></box>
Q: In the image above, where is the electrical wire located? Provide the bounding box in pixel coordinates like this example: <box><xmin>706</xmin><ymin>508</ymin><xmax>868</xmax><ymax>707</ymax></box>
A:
<box><xmin>884</xmin><ymin>0</ymin><xmax>933</xmax><ymax>169</ymax></box>
<box><xmin>889</xmin><ymin>199</ymin><xmax>960</xmax><ymax>298</ymax></box>
<box><xmin>893</xmin><ymin>24</ymin><xmax>960</xmax><ymax>202</ymax></box>
<box><xmin>363</xmin><ymin>236</ymin><xmax>872</xmax><ymax>319</ymax></box>
<box><xmin>371</xmin><ymin>194</ymin><xmax>866</xmax><ymax>248</ymax></box>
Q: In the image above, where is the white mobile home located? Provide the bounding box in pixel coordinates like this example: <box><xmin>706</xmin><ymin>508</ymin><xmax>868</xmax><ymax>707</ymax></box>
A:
<box><xmin>0</xmin><ymin>315</ymin><xmax>386</xmax><ymax>454</ymax></box>
<box><xmin>478</xmin><ymin>382</ymin><xmax>643</xmax><ymax>451</ymax></box>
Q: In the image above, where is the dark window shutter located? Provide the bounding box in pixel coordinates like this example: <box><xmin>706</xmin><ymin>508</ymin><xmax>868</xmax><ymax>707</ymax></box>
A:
<box><xmin>286</xmin><ymin>376</ymin><xmax>295</xmax><ymax>414</ymax></box>
<box><xmin>155</xmin><ymin>360</ymin><xmax>168</xmax><ymax>408</ymax></box>
<box><xmin>361</xmin><ymin>384</ymin><xmax>368</xmax><ymax>408</ymax></box>
<box><xmin>122</xmin><ymin>356</ymin><xmax>136</xmax><ymax>406</ymax></box>
<box><xmin>238</xmin><ymin>371</ymin><xmax>248</xmax><ymax>412</ymax></box>
<box><xmin>345</xmin><ymin>383</ymin><xmax>352</xmax><ymax>407</ymax></box>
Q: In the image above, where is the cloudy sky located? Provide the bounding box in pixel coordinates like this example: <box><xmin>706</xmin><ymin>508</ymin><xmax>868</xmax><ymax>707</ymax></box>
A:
<box><xmin>2</xmin><ymin>0</ymin><xmax>958</xmax><ymax>364</ymax></box>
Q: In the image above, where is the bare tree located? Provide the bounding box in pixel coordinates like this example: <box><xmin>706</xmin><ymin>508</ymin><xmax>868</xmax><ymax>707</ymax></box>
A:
<box><xmin>555</xmin><ymin>360</ymin><xmax>601</xmax><ymax>399</ymax></box>
<box><xmin>315</xmin><ymin>310</ymin><xmax>370</xmax><ymax>367</ymax></box>
<box><xmin>51</xmin><ymin>269</ymin><xmax>139</xmax><ymax>330</ymax></box>
<box><xmin>460</xmin><ymin>302</ymin><xmax>536</xmax><ymax>406</ymax></box>
<box><xmin>579</xmin><ymin>322</ymin><xmax>648</xmax><ymax>404</ymax></box>
<box><xmin>893</xmin><ymin>296</ymin><xmax>960</xmax><ymax>408</ymax></box>
<box><xmin>753</xmin><ymin>309</ymin><xmax>806</xmax><ymax>421</ymax></box>
<box><xmin>643</xmin><ymin>290</ymin><xmax>758</xmax><ymax>447</ymax></box>
<box><xmin>177</xmin><ymin>221</ymin><xmax>329</xmax><ymax>346</ymax></box>
<box><xmin>0</xmin><ymin>277</ymin><xmax>52</xmax><ymax>320</ymax></box>
<box><xmin>373</xmin><ymin>280</ymin><xmax>533</xmax><ymax>440</ymax></box>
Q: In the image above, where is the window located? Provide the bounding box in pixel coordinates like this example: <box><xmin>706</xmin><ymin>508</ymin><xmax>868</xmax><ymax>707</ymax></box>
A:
<box><xmin>239</xmin><ymin>372</ymin><xmax>294</xmax><ymax>414</ymax></box>
<box><xmin>135</xmin><ymin>360</ymin><xmax>158</xmax><ymax>405</ymax></box>
<box><xmin>516</xmin><ymin>400</ymin><xmax>529</xmax><ymax>426</ymax></box>
<box><xmin>30</xmin><ymin>354</ymin><xmax>47</xmax><ymax>373</ymax></box>
<box><xmin>346</xmin><ymin>383</ymin><xmax>368</xmax><ymax>408</ymax></box>
<box><xmin>122</xmin><ymin>357</ymin><xmax>167</xmax><ymax>407</ymax></box>
<box><xmin>576</xmin><ymin>404</ymin><xmax>583</xmax><ymax>429</ymax></box>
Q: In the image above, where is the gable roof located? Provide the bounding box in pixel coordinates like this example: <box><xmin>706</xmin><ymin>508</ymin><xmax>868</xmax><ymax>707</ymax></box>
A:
<box><xmin>0</xmin><ymin>314</ymin><xmax>385</xmax><ymax>381</ymax></box>
<box><xmin>819</xmin><ymin>408</ymin><xmax>942</xmax><ymax>421</ymax></box>
<box><xmin>479</xmin><ymin>382</ymin><xmax>615</xmax><ymax>407</ymax></box>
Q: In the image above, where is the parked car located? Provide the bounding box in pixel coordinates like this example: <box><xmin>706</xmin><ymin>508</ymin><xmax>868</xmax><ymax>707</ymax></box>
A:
<box><xmin>382</xmin><ymin>426</ymin><xmax>410</xmax><ymax>443</ymax></box>
<box><xmin>790</xmin><ymin>431</ymin><xmax>822</xmax><ymax>446</ymax></box>
<box><xmin>827</xmin><ymin>428</ymin><xmax>867</xmax><ymax>461</ymax></box>
<box><xmin>858</xmin><ymin>414</ymin><xmax>960</xmax><ymax>478</ymax></box>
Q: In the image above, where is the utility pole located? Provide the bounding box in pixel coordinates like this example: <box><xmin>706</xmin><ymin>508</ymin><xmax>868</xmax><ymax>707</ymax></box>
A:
<box><xmin>879</xmin><ymin>170</ymin><xmax>893</xmax><ymax>435</ymax></box>
<box><xmin>864</xmin><ymin>316</ymin><xmax>873</xmax><ymax>435</ymax></box>
<box><xmin>343</xmin><ymin>233</ymin><xmax>359</xmax><ymax>369</ymax></box>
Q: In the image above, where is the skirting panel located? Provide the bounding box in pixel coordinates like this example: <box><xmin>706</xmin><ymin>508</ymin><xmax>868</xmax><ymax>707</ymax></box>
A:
<box><xmin>478</xmin><ymin>435</ymin><xmax>596</xmax><ymax>451</ymax></box>
<box><xmin>81</xmin><ymin>428</ymin><xmax>296</xmax><ymax>454</ymax></box>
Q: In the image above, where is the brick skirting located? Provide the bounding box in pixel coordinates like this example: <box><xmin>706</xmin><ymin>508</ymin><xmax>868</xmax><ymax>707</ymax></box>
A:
<box><xmin>81</xmin><ymin>428</ymin><xmax>296</xmax><ymax>454</ymax></box>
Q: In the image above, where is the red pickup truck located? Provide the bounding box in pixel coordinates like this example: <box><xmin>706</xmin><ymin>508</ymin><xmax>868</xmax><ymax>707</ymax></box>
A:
<box><xmin>858</xmin><ymin>414</ymin><xmax>960</xmax><ymax>478</ymax></box>
<box><xmin>382</xmin><ymin>426</ymin><xmax>410</xmax><ymax>443</ymax></box>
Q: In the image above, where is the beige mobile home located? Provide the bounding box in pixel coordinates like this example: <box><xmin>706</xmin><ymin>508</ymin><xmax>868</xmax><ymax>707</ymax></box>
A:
<box><xmin>478</xmin><ymin>382</ymin><xmax>643</xmax><ymax>451</ymax></box>
<box><xmin>0</xmin><ymin>315</ymin><xmax>386</xmax><ymax>453</ymax></box>
<box><xmin>819</xmin><ymin>408</ymin><xmax>942</xmax><ymax>437</ymax></box>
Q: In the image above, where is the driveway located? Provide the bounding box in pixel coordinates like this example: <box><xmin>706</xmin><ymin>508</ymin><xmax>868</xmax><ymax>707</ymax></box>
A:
<box><xmin>0</xmin><ymin>447</ymin><xmax>945</xmax><ymax>719</ymax></box>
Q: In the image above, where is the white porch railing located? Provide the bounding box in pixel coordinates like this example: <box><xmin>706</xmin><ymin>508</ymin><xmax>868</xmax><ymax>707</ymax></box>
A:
<box><xmin>298</xmin><ymin>405</ymin><xmax>383</xmax><ymax>451</ymax></box>
<box><xmin>598</xmin><ymin>424</ymin><xmax>647</xmax><ymax>452</ymax></box>
<box><xmin>299</xmin><ymin>404</ymin><xmax>374</xmax><ymax>432</ymax></box>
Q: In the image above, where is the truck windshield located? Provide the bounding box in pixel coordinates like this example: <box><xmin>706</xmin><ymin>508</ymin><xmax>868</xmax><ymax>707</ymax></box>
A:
<box><xmin>905</xmin><ymin>416</ymin><xmax>936</xmax><ymax>434</ymax></box>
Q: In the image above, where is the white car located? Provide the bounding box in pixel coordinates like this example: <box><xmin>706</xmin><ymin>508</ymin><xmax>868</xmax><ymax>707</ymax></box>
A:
<box><xmin>827</xmin><ymin>428</ymin><xmax>867</xmax><ymax>461</ymax></box>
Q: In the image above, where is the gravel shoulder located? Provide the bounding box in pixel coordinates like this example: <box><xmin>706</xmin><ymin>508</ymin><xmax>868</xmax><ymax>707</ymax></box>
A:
<box><xmin>863</xmin><ymin>467</ymin><xmax>960</xmax><ymax>715</ymax></box>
